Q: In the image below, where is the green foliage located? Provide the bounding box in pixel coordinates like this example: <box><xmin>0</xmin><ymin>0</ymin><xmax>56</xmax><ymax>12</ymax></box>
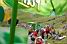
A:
<box><xmin>56</xmin><ymin>1</ymin><xmax>67</xmax><ymax>15</ymax></box>
<box><xmin>4</xmin><ymin>0</ymin><xmax>67</xmax><ymax>16</ymax></box>
<box><xmin>0</xmin><ymin>27</ymin><xmax>28</xmax><ymax>44</ymax></box>
<box><xmin>4</xmin><ymin>0</ymin><xmax>29</xmax><ymax>9</ymax></box>
<box><xmin>0</xmin><ymin>6</ymin><xmax>5</xmax><ymax>22</ymax></box>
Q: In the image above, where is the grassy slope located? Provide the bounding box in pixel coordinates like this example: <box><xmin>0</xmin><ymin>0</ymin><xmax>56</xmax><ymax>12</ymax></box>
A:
<box><xmin>17</xmin><ymin>11</ymin><xmax>67</xmax><ymax>28</ymax></box>
<box><xmin>48</xmin><ymin>30</ymin><xmax>67</xmax><ymax>44</ymax></box>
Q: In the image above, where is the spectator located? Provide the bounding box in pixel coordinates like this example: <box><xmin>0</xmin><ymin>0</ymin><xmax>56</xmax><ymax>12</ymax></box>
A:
<box><xmin>28</xmin><ymin>28</ymin><xmax>33</xmax><ymax>35</ymax></box>
<box><xmin>35</xmin><ymin>36</ymin><xmax>43</xmax><ymax>44</ymax></box>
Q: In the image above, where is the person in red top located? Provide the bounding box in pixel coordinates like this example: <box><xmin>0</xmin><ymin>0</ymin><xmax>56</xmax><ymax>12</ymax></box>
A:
<box><xmin>35</xmin><ymin>36</ymin><xmax>43</xmax><ymax>44</ymax></box>
<box><xmin>32</xmin><ymin>30</ymin><xmax>38</xmax><ymax>38</ymax></box>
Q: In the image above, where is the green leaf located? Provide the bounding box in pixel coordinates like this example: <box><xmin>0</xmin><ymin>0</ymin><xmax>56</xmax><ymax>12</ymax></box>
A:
<box><xmin>0</xmin><ymin>6</ymin><xmax>5</xmax><ymax>22</ymax></box>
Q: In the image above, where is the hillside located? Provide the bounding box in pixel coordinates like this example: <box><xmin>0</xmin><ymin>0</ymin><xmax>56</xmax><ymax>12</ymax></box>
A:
<box><xmin>17</xmin><ymin>11</ymin><xmax>67</xmax><ymax>29</ymax></box>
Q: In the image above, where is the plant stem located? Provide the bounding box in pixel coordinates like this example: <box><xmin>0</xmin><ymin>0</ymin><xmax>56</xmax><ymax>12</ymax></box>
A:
<box><xmin>9</xmin><ymin>0</ymin><xmax>18</xmax><ymax>44</ymax></box>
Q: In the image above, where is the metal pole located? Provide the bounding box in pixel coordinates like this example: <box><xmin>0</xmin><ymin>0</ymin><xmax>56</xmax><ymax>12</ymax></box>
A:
<box><xmin>9</xmin><ymin>0</ymin><xmax>18</xmax><ymax>44</ymax></box>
